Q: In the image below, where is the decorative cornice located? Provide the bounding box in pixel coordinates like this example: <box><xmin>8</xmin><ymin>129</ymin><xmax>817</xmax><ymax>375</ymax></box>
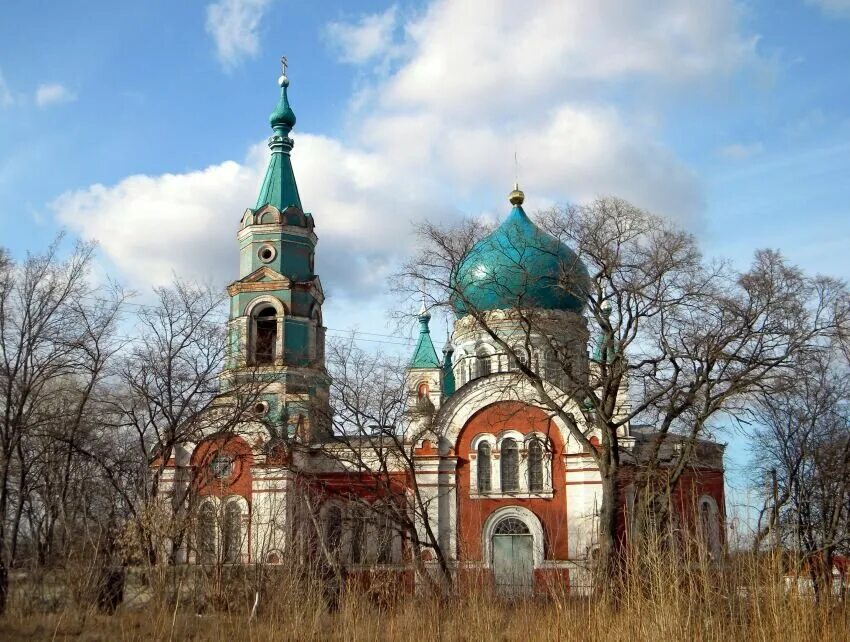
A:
<box><xmin>237</xmin><ymin>223</ymin><xmax>317</xmax><ymax>244</ymax></box>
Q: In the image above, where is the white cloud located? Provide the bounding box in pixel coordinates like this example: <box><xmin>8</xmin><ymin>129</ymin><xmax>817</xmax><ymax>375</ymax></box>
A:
<box><xmin>55</xmin><ymin>0</ymin><xmax>760</xmax><ymax>304</ymax></box>
<box><xmin>381</xmin><ymin>0</ymin><xmax>759</xmax><ymax>117</ymax></box>
<box><xmin>54</xmin><ymin>159</ymin><xmax>258</xmax><ymax>288</ymax></box>
<box><xmin>717</xmin><ymin>142</ymin><xmax>764</xmax><ymax>160</ymax></box>
<box><xmin>205</xmin><ymin>0</ymin><xmax>272</xmax><ymax>70</ymax></box>
<box><xmin>35</xmin><ymin>83</ymin><xmax>76</xmax><ymax>107</ymax></box>
<box><xmin>53</xmin><ymin>137</ymin><xmax>447</xmax><ymax>298</ymax></box>
<box><xmin>325</xmin><ymin>6</ymin><xmax>399</xmax><ymax>64</ymax></box>
<box><xmin>807</xmin><ymin>0</ymin><xmax>850</xmax><ymax>17</ymax></box>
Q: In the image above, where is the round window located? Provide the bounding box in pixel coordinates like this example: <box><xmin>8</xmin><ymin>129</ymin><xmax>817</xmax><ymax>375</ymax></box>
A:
<box><xmin>258</xmin><ymin>245</ymin><xmax>276</xmax><ymax>263</ymax></box>
<box><xmin>253</xmin><ymin>401</ymin><xmax>270</xmax><ymax>416</ymax></box>
<box><xmin>210</xmin><ymin>454</ymin><xmax>234</xmax><ymax>480</ymax></box>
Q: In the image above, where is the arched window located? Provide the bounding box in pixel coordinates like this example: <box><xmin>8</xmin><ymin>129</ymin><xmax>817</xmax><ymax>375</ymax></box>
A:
<box><xmin>254</xmin><ymin>306</ymin><xmax>277</xmax><ymax>364</ymax></box>
<box><xmin>197</xmin><ymin>503</ymin><xmax>216</xmax><ymax>564</ymax></box>
<box><xmin>494</xmin><ymin>517</ymin><xmax>530</xmax><ymax>535</ymax></box>
<box><xmin>509</xmin><ymin>348</ymin><xmax>529</xmax><ymax>371</ymax></box>
<box><xmin>350</xmin><ymin>507</ymin><xmax>366</xmax><ymax>564</ymax></box>
<box><xmin>476</xmin><ymin>348</ymin><xmax>491</xmax><ymax>378</ymax></box>
<box><xmin>528</xmin><ymin>439</ymin><xmax>544</xmax><ymax>492</ymax></box>
<box><xmin>222</xmin><ymin>502</ymin><xmax>242</xmax><ymax>563</ymax></box>
<box><xmin>500</xmin><ymin>438</ymin><xmax>519</xmax><ymax>492</ymax></box>
<box><xmin>325</xmin><ymin>505</ymin><xmax>342</xmax><ymax>558</ymax></box>
<box><xmin>477</xmin><ymin>442</ymin><xmax>492</xmax><ymax>493</ymax></box>
<box><xmin>699</xmin><ymin>496</ymin><xmax>721</xmax><ymax>558</ymax></box>
<box><xmin>378</xmin><ymin>514</ymin><xmax>394</xmax><ymax>564</ymax></box>
<box><xmin>417</xmin><ymin>382</ymin><xmax>429</xmax><ymax>399</ymax></box>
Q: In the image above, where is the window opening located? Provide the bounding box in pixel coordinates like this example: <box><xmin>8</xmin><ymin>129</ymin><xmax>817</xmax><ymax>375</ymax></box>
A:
<box><xmin>351</xmin><ymin>509</ymin><xmax>366</xmax><ymax>564</ymax></box>
<box><xmin>378</xmin><ymin>514</ymin><xmax>393</xmax><ymax>563</ymax></box>
<box><xmin>477</xmin><ymin>350</ymin><xmax>491</xmax><ymax>378</ymax></box>
<box><xmin>197</xmin><ymin>503</ymin><xmax>216</xmax><ymax>564</ymax></box>
<box><xmin>325</xmin><ymin>506</ymin><xmax>342</xmax><ymax>557</ymax></box>
<box><xmin>477</xmin><ymin>441</ymin><xmax>492</xmax><ymax>493</ymax></box>
<box><xmin>255</xmin><ymin>306</ymin><xmax>277</xmax><ymax>364</ymax></box>
<box><xmin>210</xmin><ymin>454</ymin><xmax>234</xmax><ymax>480</ymax></box>
<box><xmin>528</xmin><ymin>439</ymin><xmax>545</xmax><ymax>492</ymax></box>
<box><xmin>501</xmin><ymin>438</ymin><xmax>519</xmax><ymax>492</ymax></box>
<box><xmin>494</xmin><ymin>517</ymin><xmax>530</xmax><ymax>535</ymax></box>
<box><xmin>223</xmin><ymin>502</ymin><xmax>241</xmax><ymax>563</ymax></box>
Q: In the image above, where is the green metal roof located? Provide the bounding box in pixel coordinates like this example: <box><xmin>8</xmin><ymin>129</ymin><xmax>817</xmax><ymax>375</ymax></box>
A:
<box><xmin>409</xmin><ymin>308</ymin><xmax>441</xmax><ymax>369</ymax></box>
<box><xmin>452</xmin><ymin>189</ymin><xmax>588</xmax><ymax>315</ymax></box>
<box><xmin>255</xmin><ymin>148</ymin><xmax>302</xmax><ymax>211</ymax></box>
<box><xmin>255</xmin><ymin>75</ymin><xmax>303</xmax><ymax>212</ymax></box>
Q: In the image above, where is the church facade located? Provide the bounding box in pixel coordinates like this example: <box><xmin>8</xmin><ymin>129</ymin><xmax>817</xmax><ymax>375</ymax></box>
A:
<box><xmin>158</xmin><ymin>68</ymin><xmax>725</xmax><ymax>595</ymax></box>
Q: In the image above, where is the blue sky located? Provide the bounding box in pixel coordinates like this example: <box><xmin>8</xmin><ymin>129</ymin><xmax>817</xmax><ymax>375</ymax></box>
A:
<box><xmin>2</xmin><ymin>0</ymin><xmax>849</xmax><ymax>524</ymax></box>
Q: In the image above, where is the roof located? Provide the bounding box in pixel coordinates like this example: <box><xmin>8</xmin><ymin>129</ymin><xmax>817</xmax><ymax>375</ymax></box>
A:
<box><xmin>452</xmin><ymin>191</ymin><xmax>588</xmax><ymax>315</ymax></box>
<box><xmin>255</xmin><ymin>150</ymin><xmax>302</xmax><ymax>211</ymax></box>
<box><xmin>255</xmin><ymin>74</ymin><xmax>303</xmax><ymax>212</ymax></box>
<box><xmin>409</xmin><ymin>309</ymin><xmax>441</xmax><ymax>369</ymax></box>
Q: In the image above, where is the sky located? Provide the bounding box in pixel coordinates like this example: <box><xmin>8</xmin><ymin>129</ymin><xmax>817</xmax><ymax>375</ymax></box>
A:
<box><xmin>1</xmin><ymin>0</ymin><xmax>849</xmax><ymax>524</ymax></box>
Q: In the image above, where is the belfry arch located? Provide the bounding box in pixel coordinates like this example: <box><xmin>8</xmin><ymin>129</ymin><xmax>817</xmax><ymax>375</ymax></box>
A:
<box><xmin>245</xmin><ymin>296</ymin><xmax>286</xmax><ymax>366</ymax></box>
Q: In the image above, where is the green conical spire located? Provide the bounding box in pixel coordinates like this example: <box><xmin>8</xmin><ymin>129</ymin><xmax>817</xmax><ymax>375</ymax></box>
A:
<box><xmin>255</xmin><ymin>58</ymin><xmax>303</xmax><ymax>212</ymax></box>
<box><xmin>409</xmin><ymin>303</ymin><xmax>441</xmax><ymax>369</ymax></box>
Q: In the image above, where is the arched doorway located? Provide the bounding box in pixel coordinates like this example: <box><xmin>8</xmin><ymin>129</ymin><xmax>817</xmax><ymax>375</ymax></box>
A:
<box><xmin>492</xmin><ymin>517</ymin><xmax>534</xmax><ymax>596</ymax></box>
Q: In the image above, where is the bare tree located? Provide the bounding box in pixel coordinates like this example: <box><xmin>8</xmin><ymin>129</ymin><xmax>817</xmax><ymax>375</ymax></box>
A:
<box><xmin>0</xmin><ymin>238</ymin><xmax>125</xmax><ymax>613</ymax></box>
<box><xmin>283</xmin><ymin>336</ymin><xmax>452</xmax><ymax>595</ymax></box>
<box><xmin>92</xmin><ymin>279</ymin><xmax>231</xmax><ymax>566</ymax></box>
<box><xmin>399</xmin><ymin>196</ymin><xmax>848</xmax><ymax>583</ymax></box>
<box><xmin>749</xmin><ymin>346</ymin><xmax>850</xmax><ymax>599</ymax></box>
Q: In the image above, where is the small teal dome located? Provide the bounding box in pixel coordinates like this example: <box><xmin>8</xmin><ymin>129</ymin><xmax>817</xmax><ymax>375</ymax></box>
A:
<box><xmin>270</xmin><ymin>75</ymin><xmax>296</xmax><ymax>133</ymax></box>
<box><xmin>452</xmin><ymin>188</ymin><xmax>588</xmax><ymax>315</ymax></box>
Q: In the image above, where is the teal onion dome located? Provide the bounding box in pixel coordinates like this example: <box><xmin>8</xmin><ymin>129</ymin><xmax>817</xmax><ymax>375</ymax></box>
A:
<box><xmin>452</xmin><ymin>186</ymin><xmax>589</xmax><ymax>315</ymax></box>
<box><xmin>270</xmin><ymin>75</ymin><xmax>296</xmax><ymax>133</ymax></box>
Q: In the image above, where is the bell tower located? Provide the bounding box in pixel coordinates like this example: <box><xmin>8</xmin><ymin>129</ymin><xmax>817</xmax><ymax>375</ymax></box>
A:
<box><xmin>222</xmin><ymin>60</ymin><xmax>328</xmax><ymax>441</ymax></box>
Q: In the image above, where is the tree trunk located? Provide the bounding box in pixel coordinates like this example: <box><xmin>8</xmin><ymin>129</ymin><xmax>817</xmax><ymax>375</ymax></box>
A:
<box><xmin>596</xmin><ymin>466</ymin><xmax>621</xmax><ymax>592</ymax></box>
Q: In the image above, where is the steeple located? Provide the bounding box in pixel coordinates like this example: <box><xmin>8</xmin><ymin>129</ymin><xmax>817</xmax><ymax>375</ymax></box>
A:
<box><xmin>409</xmin><ymin>302</ymin><xmax>441</xmax><ymax>369</ymax></box>
<box><xmin>256</xmin><ymin>57</ymin><xmax>303</xmax><ymax>212</ymax></box>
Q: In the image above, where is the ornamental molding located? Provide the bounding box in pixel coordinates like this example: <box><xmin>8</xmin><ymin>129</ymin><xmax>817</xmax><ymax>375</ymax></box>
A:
<box><xmin>228</xmin><ymin>266</ymin><xmax>292</xmax><ymax>296</ymax></box>
<box><xmin>296</xmin><ymin>276</ymin><xmax>324</xmax><ymax>304</ymax></box>
<box><xmin>237</xmin><ymin>222</ymin><xmax>317</xmax><ymax>244</ymax></box>
<box><xmin>433</xmin><ymin>372</ymin><xmax>586</xmax><ymax>450</ymax></box>
<box><xmin>454</xmin><ymin>308</ymin><xmax>583</xmax><ymax>332</ymax></box>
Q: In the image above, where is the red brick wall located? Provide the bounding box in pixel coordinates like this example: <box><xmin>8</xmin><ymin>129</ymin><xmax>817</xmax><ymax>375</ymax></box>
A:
<box><xmin>191</xmin><ymin>434</ymin><xmax>254</xmax><ymax>503</ymax></box>
<box><xmin>615</xmin><ymin>466</ymin><xmax>726</xmax><ymax>547</ymax></box>
<box><xmin>455</xmin><ymin>401</ymin><xmax>569</xmax><ymax>561</ymax></box>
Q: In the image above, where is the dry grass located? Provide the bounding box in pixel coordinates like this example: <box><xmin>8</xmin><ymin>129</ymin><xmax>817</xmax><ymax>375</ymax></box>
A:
<box><xmin>1</xmin><ymin>553</ymin><xmax>848</xmax><ymax>641</ymax></box>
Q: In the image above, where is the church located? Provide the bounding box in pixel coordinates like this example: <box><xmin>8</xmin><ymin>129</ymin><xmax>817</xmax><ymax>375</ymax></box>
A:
<box><xmin>158</xmin><ymin>65</ymin><xmax>726</xmax><ymax>596</ymax></box>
